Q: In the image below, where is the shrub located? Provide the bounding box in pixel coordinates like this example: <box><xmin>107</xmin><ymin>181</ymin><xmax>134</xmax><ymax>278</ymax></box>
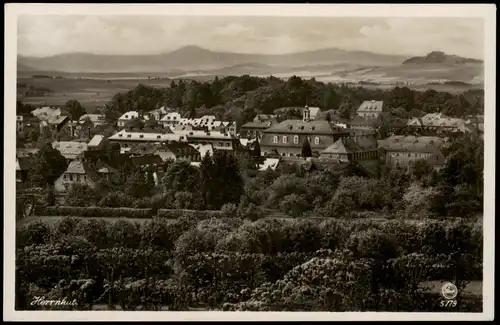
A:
<box><xmin>279</xmin><ymin>194</ymin><xmax>310</xmax><ymax>218</ymax></box>
<box><xmin>97</xmin><ymin>191</ymin><xmax>135</xmax><ymax>208</ymax></box>
<box><xmin>346</xmin><ymin>229</ymin><xmax>401</xmax><ymax>260</ymax></box>
<box><xmin>221</xmin><ymin>203</ymin><xmax>238</xmax><ymax>218</ymax></box>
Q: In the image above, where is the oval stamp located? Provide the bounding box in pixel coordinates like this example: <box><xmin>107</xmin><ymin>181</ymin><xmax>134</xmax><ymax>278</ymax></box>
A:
<box><xmin>441</xmin><ymin>282</ymin><xmax>458</xmax><ymax>300</ymax></box>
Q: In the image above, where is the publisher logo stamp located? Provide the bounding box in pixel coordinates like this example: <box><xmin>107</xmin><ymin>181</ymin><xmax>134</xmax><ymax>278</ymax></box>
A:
<box><xmin>441</xmin><ymin>282</ymin><xmax>458</xmax><ymax>300</ymax></box>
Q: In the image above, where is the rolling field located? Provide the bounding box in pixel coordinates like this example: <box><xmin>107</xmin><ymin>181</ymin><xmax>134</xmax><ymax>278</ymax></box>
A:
<box><xmin>17</xmin><ymin>77</ymin><xmax>173</xmax><ymax>111</ymax></box>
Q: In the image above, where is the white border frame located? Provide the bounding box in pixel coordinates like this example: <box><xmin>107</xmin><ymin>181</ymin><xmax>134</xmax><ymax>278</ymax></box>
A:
<box><xmin>4</xmin><ymin>3</ymin><xmax>496</xmax><ymax>321</ymax></box>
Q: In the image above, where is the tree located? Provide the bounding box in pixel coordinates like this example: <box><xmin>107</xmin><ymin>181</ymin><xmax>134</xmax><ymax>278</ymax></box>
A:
<box><xmin>199</xmin><ymin>152</ymin><xmax>244</xmax><ymax>210</ymax></box>
<box><xmin>338</xmin><ymin>95</ymin><xmax>353</xmax><ymax>119</ymax></box>
<box><xmin>301</xmin><ymin>137</ymin><xmax>312</xmax><ymax>158</ymax></box>
<box><xmin>162</xmin><ymin>161</ymin><xmax>200</xmax><ymax>193</ymax></box>
<box><xmin>64</xmin><ymin>183</ymin><xmax>99</xmax><ymax>207</ymax></box>
<box><xmin>408</xmin><ymin>159</ymin><xmax>433</xmax><ymax>182</ymax></box>
<box><xmin>29</xmin><ymin>143</ymin><xmax>68</xmax><ymax>186</ymax></box>
<box><xmin>65</xmin><ymin>100</ymin><xmax>86</xmax><ymax>121</ymax></box>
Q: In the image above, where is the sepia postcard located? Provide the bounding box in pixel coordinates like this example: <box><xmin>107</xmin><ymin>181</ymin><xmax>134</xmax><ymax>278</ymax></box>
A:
<box><xmin>4</xmin><ymin>3</ymin><xmax>496</xmax><ymax>322</ymax></box>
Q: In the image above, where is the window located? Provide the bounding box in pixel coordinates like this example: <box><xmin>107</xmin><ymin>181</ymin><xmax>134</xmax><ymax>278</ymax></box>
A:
<box><xmin>69</xmin><ymin>174</ymin><xmax>73</xmax><ymax>181</ymax></box>
<box><xmin>282</xmin><ymin>136</ymin><xmax>288</xmax><ymax>143</ymax></box>
<box><xmin>83</xmin><ymin>175</ymin><xmax>86</xmax><ymax>181</ymax></box>
<box><xmin>63</xmin><ymin>174</ymin><xmax>67</xmax><ymax>180</ymax></box>
<box><xmin>226</xmin><ymin>143</ymin><xmax>230</xmax><ymax>147</ymax></box>
<box><xmin>273</xmin><ymin>136</ymin><xmax>278</xmax><ymax>143</ymax></box>
<box><xmin>76</xmin><ymin>175</ymin><xmax>80</xmax><ymax>181</ymax></box>
<box><xmin>314</xmin><ymin>137</ymin><xmax>320</xmax><ymax>145</ymax></box>
<box><xmin>293</xmin><ymin>135</ymin><xmax>299</xmax><ymax>144</ymax></box>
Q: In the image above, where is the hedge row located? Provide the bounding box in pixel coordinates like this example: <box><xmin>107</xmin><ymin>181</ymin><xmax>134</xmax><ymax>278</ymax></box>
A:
<box><xmin>156</xmin><ymin>209</ymin><xmax>223</xmax><ymax>220</ymax></box>
<box><xmin>40</xmin><ymin>206</ymin><xmax>223</xmax><ymax>220</ymax></box>
<box><xmin>43</xmin><ymin>206</ymin><xmax>154</xmax><ymax>219</ymax></box>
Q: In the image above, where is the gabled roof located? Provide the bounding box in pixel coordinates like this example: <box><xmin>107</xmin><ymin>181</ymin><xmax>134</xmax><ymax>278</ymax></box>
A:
<box><xmin>357</xmin><ymin>100</ymin><xmax>384</xmax><ymax>113</ymax></box>
<box><xmin>263</xmin><ymin>119</ymin><xmax>343</xmax><ymax>135</ymax></box>
<box><xmin>322</xmin><ymin>138</ymin><xmax>360</xmax><ymax>154</ymax></box>
<box><xmin>64</xmin><ymin>160</ymin><xmax>99</xmax><ymax>180</ymax></box>
<box><xmin>159</xmin><ymin>112</ymin><xmax>182</xmax><ymax>121</ymax></box>
<box><xmin>307</xmin><ymin>106</ymin><xmax>321</xmax><ymax>118</ymax></box>
<box><xmin>190</xmin><ymin>144</ymin><xmax>214</xmax><ymax>158</ymax></box>
<box><xmin>79</xmin><ymin>114</ymin><xmax>105</xmax><ymax>123</ymax></box>
<box><xmin>128</xmin><ymin>143</ymin><xmax>160</xmax><ymax>156</ymax></box>
<box><xmin>241</xmin><ymin>121</ymin><xmax>273</xmax><ymax>129</ymax></box>
<box><xmin>88</xmin><ymin>135</ymin><xmax>105</xmax><ymax>147</ymax></box>
<box><xmin>109</xmin><ymin>130</ymin><xmax>183</xmax><ymax>142</ymax></box>
<box><xmin>95</xmin><ymin>160</ymin><xmax>119</xmax><ymax>174</ymax></box>
<box><xmin>130</xmin><ymin>154</ymin><xmax>164</xmax><ymax>167</ymax></box>
<box><xmin>118</xmin><ymin>111</ymin><xmax>140</xmax><ymax>120</ymax></box>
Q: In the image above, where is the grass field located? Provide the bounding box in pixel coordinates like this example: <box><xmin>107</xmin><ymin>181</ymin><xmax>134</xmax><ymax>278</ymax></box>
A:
<box><xmin>17</xmin><ymin>77</ymin><xmax>173</xmax><ymax>111</ymax></box>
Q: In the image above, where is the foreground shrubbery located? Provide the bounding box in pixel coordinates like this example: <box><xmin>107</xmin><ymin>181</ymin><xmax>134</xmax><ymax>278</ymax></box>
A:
<box><xmin>16</xmin><ymin>216</ymin><xmax>483</xmax><ymax>311</ymax></box>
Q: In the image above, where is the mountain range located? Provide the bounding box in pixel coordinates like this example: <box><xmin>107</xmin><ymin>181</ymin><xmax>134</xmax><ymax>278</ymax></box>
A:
<box><xmin>17</xmin><ymin>46</ymin><xmax>484</xmax><ymax>84</ymax></box>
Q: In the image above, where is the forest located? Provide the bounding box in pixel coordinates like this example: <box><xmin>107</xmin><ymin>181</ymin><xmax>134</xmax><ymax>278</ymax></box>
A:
<box><xmin>101</xmin><ymin>75</ymin><xmax>484</xmax><ymax>127</ymax></box>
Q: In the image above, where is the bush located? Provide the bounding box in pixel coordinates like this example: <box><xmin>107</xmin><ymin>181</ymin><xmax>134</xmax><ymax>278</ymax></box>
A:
<box><xmin>221</xmin><ymin>203</ymin><xmax>238</xmax><ymax>218</ymax></box>
<box><xmin>279</xmin><ymin>194</ymin><xmax>310</xmax><ymax>218</ymax></box>
<box><xmin>97</xmin><ymin>191</ymin><xmax>136</xmax><ymax>208</ymax></box>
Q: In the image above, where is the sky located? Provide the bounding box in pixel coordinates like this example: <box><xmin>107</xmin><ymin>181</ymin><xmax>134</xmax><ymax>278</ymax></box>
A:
<box><xmin>17</xmin><ymin>16</ymin><xmax>484</xmax><ymax>59</ymax></box>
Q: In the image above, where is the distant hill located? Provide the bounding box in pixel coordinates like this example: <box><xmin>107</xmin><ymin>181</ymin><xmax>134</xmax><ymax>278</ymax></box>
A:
<box><xmin>17</xmin><ymin>62</ymin><xmax>37</xmax><ymax>71</ymax></box>
<box><xmin>17</xmin><ymin>46</ymin><xmax>408</xmax><ymax>73</ymax></box>
<box><xmin>403</xmin><ymin>51</ymin><xmax>483</xmax><ymax>65</ymax></box>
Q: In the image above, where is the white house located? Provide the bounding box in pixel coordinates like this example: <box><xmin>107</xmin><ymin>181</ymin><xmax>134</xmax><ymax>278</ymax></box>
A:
<box><xmin>160</xmin><ymin>112</ymin><xmax>182</xmax><ymax>127</ymax></box>
<box><xmin>117</xmin><ymin>111</ymin><xmax>140</xmax><ymax>127</ymax></box>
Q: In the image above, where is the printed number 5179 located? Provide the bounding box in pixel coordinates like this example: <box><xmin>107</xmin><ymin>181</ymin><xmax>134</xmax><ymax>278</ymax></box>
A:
<box><xmin>440</xmin><ymin>300</ymin><xmax>457</xmax><ymax>308</ymax></box>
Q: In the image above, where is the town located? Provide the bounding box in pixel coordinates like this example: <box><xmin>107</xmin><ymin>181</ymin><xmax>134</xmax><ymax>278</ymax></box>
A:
<box><xmin>15</xmin><ymin>74</ymin><xmax>484</xmax><ymax>313</ymax></box>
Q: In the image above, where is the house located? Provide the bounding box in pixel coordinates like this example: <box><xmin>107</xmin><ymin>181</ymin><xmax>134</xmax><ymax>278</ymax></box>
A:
<box><xmin>260</xmin><ymin>109</ymin><xmax>350</xmax><ymax>157</ymax></box>
<box><xmin>306</xmin><ymin>106</ymin><xmax>321</xmax><ymax>120</ymax></box>
<box><xmin>16</xmin><ymin>157</ymin><xmax>33</xmax><ymax>183</ymax></box>
<box><xmin>154</xmin><ymin>143</ymin><xmax>202</xmax><ymax>162</ymax></box>
<box><xmin>357</xmin><ymin>100</ymin><xmax>384</xmax><ymax>119</ymax></box>
<box><xmin>117</xmin><ymin>111</ymin><xmax>140</xmax><ymax>128</ymax></box>
<box><xmin>79</xmin><ymin>114</ymin><xmax>106</xmax><ymax>127</ymax></box>
<box><xmin>52</xmin><ymin>141</ymin><xmax>89</xmax><ymax>161</ymax></box>
<box><xmin>407</xmin><ymin>113</ymin><xmax>468</xmax><ymax>133</ymax></box>
<box><xmin>16</xmin><ymin>115</ymin><xmax>40</xmax><ymax>133</ymax></box>
<box><xmin>40</xmin><ymin>116</ymin><xmax>69</xmax><ymax>132</ymax></box>
<box><xmin>190</xmin><ymin>143</ymin><xmax>214</xmax><ymax>159</ymax></box>
<box><xmin>185</xmin><ymin>130</ymin><xmax>240</xmax><ymax>151</ymax></box>
<box><xmin>349</xmin><ymin>115</ymin><xmax>384</xmax><ymax>131</ymax></box>
<box><xmin>108</xmin><ymin>130</ymin><xmax>185</xmax><ymax>149</ymax></box>
<box><xmin>146</xmin><ymin>106</ymin><xmax>171</xmax><ymax>120</ymax></box>
<box><xmin>160</xmin><ymin>112</ymin><xmax>182</xmax><ymax>127</ymax></box>
<box><xmin>320</xmin><ymin>135</ymin><xmax>380</xmax><ymax>176</ymax></box>
<box><xmin>377</xmin><ymin>135</ymin><xmax>446</xmax><ymax>169</ymax></box>
<box><xmin>31</xmin><ymin>106</ymin><xmax>61</xmax><ymax>121</ymax></box>
<box><xmin>54</xmin><ymin>154</ymin><xmax>120</xmax><ymax>193</ymax></box>
<box><xmin>54</xmin><ymin>159</ymin><xmax>99</xmax><ymax>193</ymax></box>
<box><xmin>240</xmin><ymin>121</ymin><xmax>273</xmax><ymax>140</ymax></box>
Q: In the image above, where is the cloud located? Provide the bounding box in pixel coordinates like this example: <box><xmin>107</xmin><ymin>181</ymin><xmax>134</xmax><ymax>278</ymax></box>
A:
<box><xmin>17</xmin><ymin>16</ymin><xmax>484</xmax><ymax>59</ymax></box>
<box><xmin>213</xmin><ymin>23</ymin><xmax>253</xmax><ymax>37</ymax></box>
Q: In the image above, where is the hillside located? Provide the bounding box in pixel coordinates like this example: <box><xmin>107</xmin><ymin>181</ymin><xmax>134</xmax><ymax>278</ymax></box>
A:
<box><xmin>17</xmin><ymin>46</ymin><xmax>407</xmax><ymax>73</ymax></box>
<box><xmin>402</xmin><ymin>51</ymin><xmax>483</xmax><ymax>65</ymax></box>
